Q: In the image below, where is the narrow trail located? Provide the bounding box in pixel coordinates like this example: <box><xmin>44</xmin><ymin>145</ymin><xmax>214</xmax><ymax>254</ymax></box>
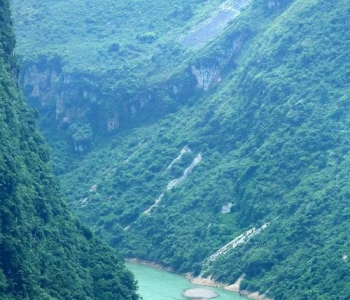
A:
<box><xmin>205</xmin><ymin>222</ymin><xmax>269</xmax><ymax>263</ymax></box>
<box><xmin>125</xmin><ymin>147</ymin><xmax>202</xmax><ymax>230</ymax></box>
<box><xmin>166</xmin><ymin>146</ymin><xmax>191</xmax><ymax>171</ymax></box>
<box><xmin>167</xmin><ymin>153</ymin><xmax>202</xmax><ymax>190</ymax></box>
<box><xmin>141</xmin><ymin>153</ymin><xmax>202</xmax><ymax>216</ymax></box>
<box><xmin>142</xmin><ymin>194</ymin><xmax>164</xmax><ymax>215</ymax></box>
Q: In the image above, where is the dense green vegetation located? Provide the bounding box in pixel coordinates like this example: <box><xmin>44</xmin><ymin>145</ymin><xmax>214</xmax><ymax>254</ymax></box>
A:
<box><xmin>0</xmin><ymin>1</ymin><xmax>139</xmax><ymax>299</ymax></box>
<box><xmin>12</xmin><ymin>0</ymin><xmax>350</xmax><ymax>299</ymax></box>
<box><xmin>12</xmin><ymin>0</ymin><xmax>241</xmax><ymax>166</ymax></box>
<box><xmin>12</xmin><ymin>0</ymin><xmax>225</xmax><ymax>84</ymax></box>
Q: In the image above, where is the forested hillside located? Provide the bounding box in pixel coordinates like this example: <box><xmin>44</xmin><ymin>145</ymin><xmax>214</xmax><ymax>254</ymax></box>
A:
<box><xmin>11</xmin><ymin>0</ymin><xmax>350</xmax><ymax>299</ymax></box>
<box><xmin>0</xmin><ymin>1</ymin><xmax>139</xmax><ymax>299</ymax></box>
<box><xmin>11</xmin><ymin>0</ymin><xmax>251</xmax><ymax>166</ymax></box>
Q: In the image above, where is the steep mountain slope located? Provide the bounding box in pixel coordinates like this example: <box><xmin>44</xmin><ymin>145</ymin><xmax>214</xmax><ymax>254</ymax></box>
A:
<box><xmin>10</xmin><ymin>0</ymin><xmax>262</xmax><ymax>182</ymax></box>
<box><xmin>0</xmin><ymin>1</ymin><xmax>139</xmax><ymax>299</ymax></box>
<box><xmin>11</xmin><ymin>0</ymin><xmax>241</xmax><ymax>162</ymax></box>
<box><xmin>60</xmin><ymin>0</ymin><xmax>350</xmax><ymax>298</ymax></box>
<box><xmin>12</xmin><ymin>0</ymin><xmax>350</xmax><ymax>299</ymax></box>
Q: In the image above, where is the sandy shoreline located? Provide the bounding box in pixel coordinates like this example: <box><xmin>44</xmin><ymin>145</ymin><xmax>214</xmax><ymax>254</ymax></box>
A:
<box><xmin>186</xmin><ymin>274</ymin><xmax>272</xmax><ymax>300</ymax></box>
<box><xmin>125</xmin><ymin>258</ymin><xmax>272</xmax><ymax>300</ymax></box>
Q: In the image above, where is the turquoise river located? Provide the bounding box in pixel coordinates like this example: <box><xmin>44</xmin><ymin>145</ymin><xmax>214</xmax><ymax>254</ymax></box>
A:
<box><xmin>126</xmin><ymin>262</ymin><xmax>249</xmax><ymax>300</ymax></box>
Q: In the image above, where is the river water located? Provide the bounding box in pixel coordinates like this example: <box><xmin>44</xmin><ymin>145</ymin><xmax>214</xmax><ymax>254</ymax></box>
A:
<box><xmin>126</xmin><ymin>262</ymin><xmax>249</xmax><ymax>300</ymax></box>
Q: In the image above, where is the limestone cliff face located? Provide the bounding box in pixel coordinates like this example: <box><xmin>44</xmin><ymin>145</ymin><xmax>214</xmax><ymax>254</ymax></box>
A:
<box><xmin>191</xmin><ymin>32</ymin><xmax>247</xmax><ymax>91</ymax></box>
<box><xmin>191</xmin><ymin>64</ymin><xmax>221</xmax><ymax>91</ymax></box>
<box><xmin>21</xmin><ymin>62</ymin><xmax>191</xmax><ymax>148</ymax></box>
<box><xmin>22</xmin><ymin>59</ymin><xmax>96</xmax><ymax>129</ymax></box>
<box><xmin>20</xmin><ymin>32</ymin><xmax>248</xmax><ymax>152</ymax></box>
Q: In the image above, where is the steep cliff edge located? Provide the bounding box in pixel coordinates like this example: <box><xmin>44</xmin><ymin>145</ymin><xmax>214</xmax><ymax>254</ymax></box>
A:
<box><xmin>12</xmin><ymin>0</ymin><xmax>263</xmax><ymax>159</ymax></box>
<box><xmin>0</xmin><ymin>1</ymin><xmax>139</xmax><ymax>299</ymax></box>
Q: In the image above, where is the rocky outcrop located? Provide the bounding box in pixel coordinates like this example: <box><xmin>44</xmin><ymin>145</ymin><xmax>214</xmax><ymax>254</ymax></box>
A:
<box><xmin>20</xmin><ymin>61</ymin><xmax>189</xmax><ymax>139</ymax></box>
<box><xmin>191</xmin><ymin>32</ymin><xmax>248</xmax><ymax>90</ymax></box>
<box><xmin>191</xmin><ymin>64</ymin><xmax>222</xmax><ymax>91</ymax></box>
<box><xmin>19</xmin><ymin>31</ymin><xmax>249</xmax><ymax>152</ymax></box>
<box><xmin>22</xmin><ymin>59</ymin><xmax>96</xmax><ymax>130</ymax></box>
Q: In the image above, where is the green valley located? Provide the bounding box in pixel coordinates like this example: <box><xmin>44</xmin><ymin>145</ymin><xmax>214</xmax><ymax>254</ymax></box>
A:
<box><xmin>11</xmin><ymin>0</ymin><xmax>350</xmax><ymax>299</ymax></box>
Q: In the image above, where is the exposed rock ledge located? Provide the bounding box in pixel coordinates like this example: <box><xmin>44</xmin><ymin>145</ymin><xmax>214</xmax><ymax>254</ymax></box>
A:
<box><xmin>186</xmin><ymin>274</ymin><xmax>272</xmax><ymax>300</ymax></box>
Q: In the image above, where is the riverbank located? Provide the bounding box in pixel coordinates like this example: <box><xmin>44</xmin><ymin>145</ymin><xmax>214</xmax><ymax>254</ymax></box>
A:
<box><xmin>187</xmin><ymin>274</ymin><xmax>271</xmax><ymax>300</ymax></box>
<box><xmin>125</xmin><ymin>258</ymin><xmax>173</xmax><ymax>272</ymax></box>
<box><xmin>125</xmin><ymin>258</ymin><xmax>272</xmax><ymax>300</ymax></box>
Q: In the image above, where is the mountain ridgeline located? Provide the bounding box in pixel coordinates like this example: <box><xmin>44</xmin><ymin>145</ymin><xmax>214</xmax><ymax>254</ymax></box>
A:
<box><xmin>0</xmin><ymin>1</ymin><xmax>139</xmax><ymax>299</ymax></box>
<box><xmin>11</xmin><ymin>0</ymin><xmax>350</xmax><ymax>299</ymax></box>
